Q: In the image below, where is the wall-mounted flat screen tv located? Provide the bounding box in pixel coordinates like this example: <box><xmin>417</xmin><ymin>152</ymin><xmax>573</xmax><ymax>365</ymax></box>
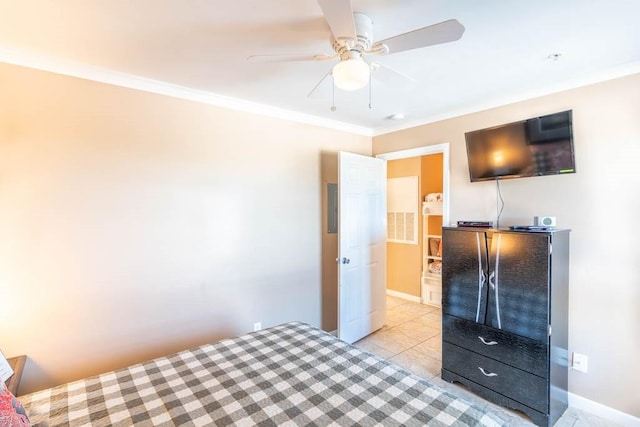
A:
<box><xmin>465</xmin><ymin>110</ymin><xmax>575</xmax><ymax>182</ymax></box>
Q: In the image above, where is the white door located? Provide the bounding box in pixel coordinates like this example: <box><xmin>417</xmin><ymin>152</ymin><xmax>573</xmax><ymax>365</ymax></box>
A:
<box><xmin>338</xmin><ymin>151</ymin><xmax>387</xmax><ymax>344</ymax></box>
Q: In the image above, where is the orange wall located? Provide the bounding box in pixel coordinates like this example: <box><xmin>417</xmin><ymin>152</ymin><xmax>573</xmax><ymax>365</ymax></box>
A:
<box><xmin>421</xmin><ymin>153</ymin><xmax>443</xmax><ymax>237</ymax></box>
<box><xmin>421</xmin><ymin>153</ymin><xmax>443</xmax><ymax>195</ymax></box>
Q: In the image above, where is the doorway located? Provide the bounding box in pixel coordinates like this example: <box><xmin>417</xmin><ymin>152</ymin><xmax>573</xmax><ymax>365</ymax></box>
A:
<box><xmin>377</xmin><ymin>143</ymin><xmax>450</xmax><ymax>305</ymax></box>
<box><xmin>350</xmin><ymin>144</ymin><xmax>449</xmax><ymax>377</ymax></box>
<box><xmin>319</xmin><ymin>145</ymin><xmax>448</xmax><ymax>335</ymax></box>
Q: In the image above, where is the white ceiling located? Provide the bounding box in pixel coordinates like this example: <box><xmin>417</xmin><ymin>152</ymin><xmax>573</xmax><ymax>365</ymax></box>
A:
<box><xmin>1</xmin><ymin>0</ymin><xmax>639</xmax><ymax>135</ymax></box>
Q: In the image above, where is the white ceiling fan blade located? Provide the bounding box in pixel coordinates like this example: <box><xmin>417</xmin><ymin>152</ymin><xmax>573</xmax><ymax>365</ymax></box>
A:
<box><xmin>317</xmin><ymin>0</ymin><xmax>356</xmax><ymax>41</ymax></box>
<box><xmin>247</xmin><ymin>53</ymin><xmax>335</xmax><ymax>63</ymax></box>
<box><xmin>374</xmin><ymin>19</ymin><xmax>465</xmax><ymax>54</ymax></box>
<box><xmin>370</xmin><ymin>62</ymin><xmax>415</xmax><ymax>88</ymax></box>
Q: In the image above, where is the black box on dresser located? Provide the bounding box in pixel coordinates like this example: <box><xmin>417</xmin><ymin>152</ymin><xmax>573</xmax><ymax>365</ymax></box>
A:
<box><xmin>441</xmin><ymin>227</ymin><xmax>570</xmax><ymax>427</ymax></box>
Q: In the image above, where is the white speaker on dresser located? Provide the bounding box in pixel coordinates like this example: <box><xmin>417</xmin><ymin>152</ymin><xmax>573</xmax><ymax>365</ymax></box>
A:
<box><xmin>534</xmin><ymin>216</ymin><xmax>557</xmax><ymax>227</ymax></box>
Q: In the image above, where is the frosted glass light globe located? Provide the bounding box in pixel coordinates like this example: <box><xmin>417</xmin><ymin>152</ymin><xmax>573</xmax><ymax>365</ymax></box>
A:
<box><xmin>332</xmin><ymin>58</ymin><xmax>370</xmax><ymax>91</ymax></box>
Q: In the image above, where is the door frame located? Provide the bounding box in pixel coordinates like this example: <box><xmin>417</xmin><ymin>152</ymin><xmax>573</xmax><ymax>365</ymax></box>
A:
<box><xmin>375</xmin><ymin>143</ymin><xmax>450</xmax><ymax>302</ymax></box>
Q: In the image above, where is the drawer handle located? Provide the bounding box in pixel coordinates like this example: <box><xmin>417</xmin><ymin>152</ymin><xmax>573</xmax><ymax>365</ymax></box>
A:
<box><xmin>478</xmin><ymin>367</ymin><xmax>498</xmax><ymax>377</ymax></box>
<box><xmin>478</xmin><ymin>336</ymin><xmax>498</xmax><ymax>346</ymax></box>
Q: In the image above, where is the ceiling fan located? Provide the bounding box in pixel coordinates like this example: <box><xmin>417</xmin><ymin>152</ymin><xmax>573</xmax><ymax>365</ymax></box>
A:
<box><xmin>248</xmin><ymin>0</ymin><xmax>465</xmax><ymax>96</ymax></box>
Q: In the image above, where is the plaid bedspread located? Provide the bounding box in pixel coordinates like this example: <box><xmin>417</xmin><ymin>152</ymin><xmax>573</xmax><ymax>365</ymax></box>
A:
<box><xmin>20</xmin><ymin>322</ymin><xmax>506</xmax><ymax>426</ymax></box>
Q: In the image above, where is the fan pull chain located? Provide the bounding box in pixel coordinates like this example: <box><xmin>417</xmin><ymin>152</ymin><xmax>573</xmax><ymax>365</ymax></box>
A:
<box><xmin>368</xmin><ymin>71</ymin><xmax>372</xmax><ymax>109</ymax></box>
<box><xmin>331</xmin><ymin>78</ymin><xmax>336</xmax><ymax>112</ymax></box>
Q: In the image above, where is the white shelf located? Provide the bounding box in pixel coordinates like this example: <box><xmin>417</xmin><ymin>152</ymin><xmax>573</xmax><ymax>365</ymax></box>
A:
<box><xmin>423</xmin><ymin>271</ymin><xmax>441</xmax><ymax>280</ymax></box>
<box><xmin>422</xmin><ymin>201</ymin><xmax>443</xmax><ymax>215</ymax></box>
<box><xmin>422</xmin><ymin>202</ymin><xmax>443</xmax><ymax>307</ymax></box>
<box><xmin>421</xmin><ymin>275</ymin><xmax>442</xmax><ymax>307</ymax></box>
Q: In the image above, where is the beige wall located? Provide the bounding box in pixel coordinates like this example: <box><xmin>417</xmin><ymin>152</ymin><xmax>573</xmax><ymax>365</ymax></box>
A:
<box><xmin>0</xmin><ymin>62</ymin><xmax>371</xmax><ymax>394</ymax></box>
<box><xmin>2</xmin><ymin>57</ymin><xmax>637</xmax><ymax>417</ymax></box>
<box><xmin>374</xmin><ymin>73</ymin><xmax>640</xmax><ymax>417</ymax></box>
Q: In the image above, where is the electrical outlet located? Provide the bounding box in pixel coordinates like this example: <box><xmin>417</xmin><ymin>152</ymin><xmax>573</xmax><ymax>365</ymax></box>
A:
<box><xmin>253</xmin><ymin>322</ymin><xmax>262</xmax><ymax>332</ymax></box>
<box><xmin>572</xmin><ymin>352</ymin><xmax>588</xmax><ymax>373</ymax></box>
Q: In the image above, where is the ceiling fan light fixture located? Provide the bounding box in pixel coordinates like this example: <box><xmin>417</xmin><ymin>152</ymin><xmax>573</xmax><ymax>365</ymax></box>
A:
<box><xmin>332</xmin><ymin>57</ymin><xmax>370</xmax><ymax>91</ymax></box>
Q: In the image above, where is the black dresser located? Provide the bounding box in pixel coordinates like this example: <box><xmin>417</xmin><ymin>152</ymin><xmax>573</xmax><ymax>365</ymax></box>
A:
<box><xmin>441</xmin><ymin>227</ymin><xmax>570</xmax><ymax>427</ymax></box>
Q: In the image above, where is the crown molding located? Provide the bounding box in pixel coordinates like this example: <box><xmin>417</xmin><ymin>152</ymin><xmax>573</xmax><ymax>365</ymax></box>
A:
<box><xmin>373</xmin><ymin>61</ymin><xmax>640</xmax><ymax>137</ymax></box>
<box><xmin>2</xmin><ymin>45</ymin><xmax>638</xmax><ymax>139</ymax></box>
<box><xmin>0</xmin><ymin>45</ymin><xmax>372</xmax><ymax>137</ymax></box>
<box><xmin>372</xmin><ymin>60</ymin><xmax>640</xmax><ymax>137</ymax></box>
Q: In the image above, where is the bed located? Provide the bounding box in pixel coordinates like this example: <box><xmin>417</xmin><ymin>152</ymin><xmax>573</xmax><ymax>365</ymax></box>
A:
<box><xmin>17</xmin><ymin>322</ymin><xmax>506</xmax><ymax>426</ymax></box>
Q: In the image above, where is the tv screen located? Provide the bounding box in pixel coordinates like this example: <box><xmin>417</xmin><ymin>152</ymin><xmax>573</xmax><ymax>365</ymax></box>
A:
<box><xmin>465</xmin><ymin>110</ymin><xmax>575</xmax><ymax>182</ymax></box>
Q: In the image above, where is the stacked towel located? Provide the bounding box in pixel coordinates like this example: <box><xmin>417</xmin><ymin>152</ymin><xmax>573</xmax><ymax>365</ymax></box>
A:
<box><xmin>429</xmin><ymin>261</ymin><xmax>442</xmax><ymax>275</ymax></box>
<box><xmin>425</xmin><ymin>193</ymin><xmax>443</xmax><ymax>202</ymax></box>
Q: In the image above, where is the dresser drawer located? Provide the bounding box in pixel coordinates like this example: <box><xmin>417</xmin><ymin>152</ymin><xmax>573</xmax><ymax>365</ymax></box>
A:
<box><xmin>443</xmin><ymin>342</ymin><xmax>548</xmax><ymax>413</ymax></box>
<box><xmin>443</xmin><ymin>315</ymin><xmax>548</xmax><ymax>377</ymax></box>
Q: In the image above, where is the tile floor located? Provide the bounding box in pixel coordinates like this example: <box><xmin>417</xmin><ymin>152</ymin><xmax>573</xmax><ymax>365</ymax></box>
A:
<box><xmin>353</xmin><ymin>295</ymin><xmax>621</xmax><ymax>427</ymax></box>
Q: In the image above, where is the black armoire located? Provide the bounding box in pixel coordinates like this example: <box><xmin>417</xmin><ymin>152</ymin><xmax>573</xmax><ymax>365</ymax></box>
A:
<box><xmin>441</xmin><ymin>227</ymin><xmax>570</xmax><ymax>427</ymax></box>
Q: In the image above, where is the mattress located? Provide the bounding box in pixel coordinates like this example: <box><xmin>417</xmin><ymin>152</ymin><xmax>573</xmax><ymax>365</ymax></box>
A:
<box><xmin>20</xmin><ymin>322</ymin><xmax>506</xmax><ymax>426</ymax></box>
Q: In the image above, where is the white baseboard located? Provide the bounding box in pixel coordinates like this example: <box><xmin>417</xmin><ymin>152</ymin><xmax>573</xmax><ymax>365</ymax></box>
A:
<box><xmin>569</xmin><ymin>392</ymin><xmax>639</xmax><ymax>426</ymax></box>
<box><xmin>386</xmin><ymin>289</ymin><xmax>422</xmax><ymax>303</ymax></box>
